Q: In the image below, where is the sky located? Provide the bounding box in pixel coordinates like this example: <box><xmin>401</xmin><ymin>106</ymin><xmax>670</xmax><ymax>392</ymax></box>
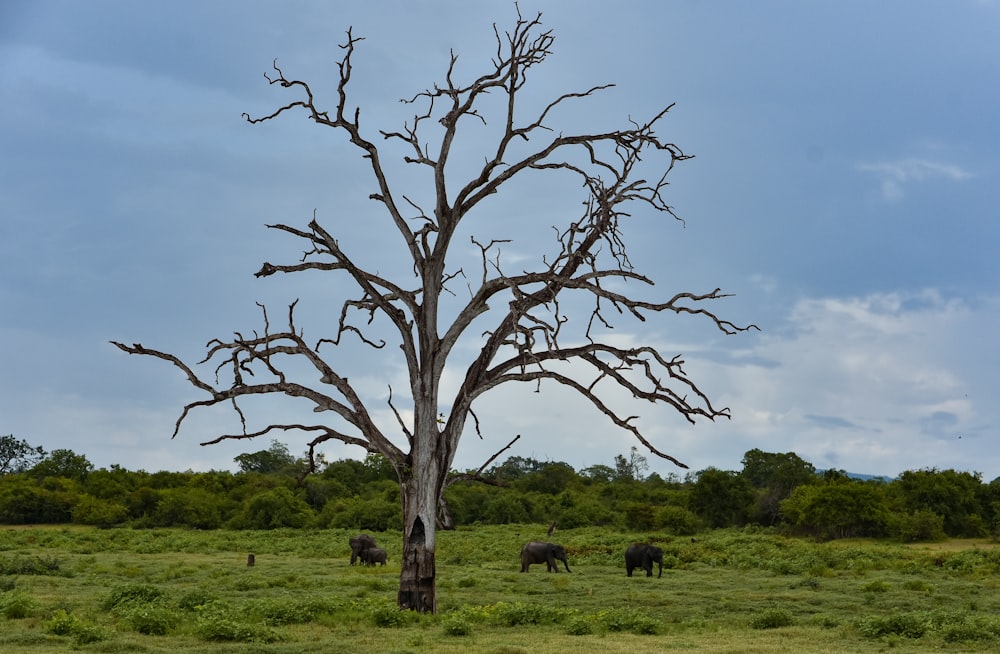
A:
<box><xmin>1</xmin><ymin>1</ymin><xmax>998</xmax><ymax>481</ymax></box>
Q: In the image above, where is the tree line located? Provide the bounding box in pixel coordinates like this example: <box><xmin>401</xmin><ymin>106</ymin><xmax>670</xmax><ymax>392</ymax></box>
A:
<box><xmin>1</xmin><ymin>434</ymin><xmax>998</xmax><ymax>541</ymax></box>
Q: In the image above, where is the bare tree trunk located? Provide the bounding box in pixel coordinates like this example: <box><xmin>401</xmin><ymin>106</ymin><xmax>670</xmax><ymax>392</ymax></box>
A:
<box><xmin>397</xmin><ymin>451</ymin><xmax>443</xmax><ymax>612</ymax></box>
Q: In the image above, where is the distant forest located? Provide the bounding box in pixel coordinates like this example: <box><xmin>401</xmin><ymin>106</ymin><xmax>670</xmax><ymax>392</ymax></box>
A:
<box><xmin>2</xmin><ymin>434</ymin><xmax>998</xmax><ymax>542</ymax></box>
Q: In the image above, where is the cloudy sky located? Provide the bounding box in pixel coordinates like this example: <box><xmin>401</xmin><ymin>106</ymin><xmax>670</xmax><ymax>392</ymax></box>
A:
<box><xmin>2</xmin><ymin>1</ymin><xmax>997</xmax><ymax>481</ymax></box>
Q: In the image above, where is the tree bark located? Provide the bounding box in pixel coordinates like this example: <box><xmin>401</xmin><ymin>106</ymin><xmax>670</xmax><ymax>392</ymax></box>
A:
<box><xmin>397</xmin><ymin>453</ymin><xmax>443</xmax><ymax>612</ymax></box>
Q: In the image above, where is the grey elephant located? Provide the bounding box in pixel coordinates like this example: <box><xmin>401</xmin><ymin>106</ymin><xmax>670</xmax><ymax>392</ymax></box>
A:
<box><xmin>520</xmin><ymin>541</ymin><xmax>571</xmax><ymax>573</ymax></box>
<box><xmin>359</xmin><ymin>546</ymin><xmax>387</xmax><ymax>566</ymax></box>
<box><xmin>349</xmin><ymin>533</ymin><xmax>378</xmax><ymax>565</ymax></box>
<box><xmin>625</xmin><ymin>543</ymin><xmax>664</xmax><ymax>578</ymax></box>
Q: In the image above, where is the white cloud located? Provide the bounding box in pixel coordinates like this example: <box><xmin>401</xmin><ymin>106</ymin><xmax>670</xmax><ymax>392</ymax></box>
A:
<box><xmin>452</xmin><ymin>289</ymin><xmax>999</xmax><ymax>481</ymax></box>
<box><xmin>857</xmin><ymin>157</ymin><xmax>973</xmax><ymax>202</ymax></box>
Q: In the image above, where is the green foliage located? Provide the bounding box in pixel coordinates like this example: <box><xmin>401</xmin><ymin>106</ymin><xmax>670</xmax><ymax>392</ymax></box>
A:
<box><xmin>441</xmin><ymin>615</ymin><xmax>473</xmax><ymax>636</ymax></box>
<box><xmin>234</xmin><ymin>439</ymin><xmax>297</xmax><ymax>475</ymax></box>
<box><xmin>101</xmin><ymin>583</ymin><xmax>165</xmax><ymax>610</ymax></box>
<box><xmin>154</xmin><ymin>486</ymin><xmax>229</xmax><ymax>528</ymax></box>
<box><xmin>0</xmin><ymin>554</ymin><xmax>63</xmax><ymax>576</ymax></box>
<box><xmin>861</xmin><ymin>580</ymin><xmax>890</xmax><ymax>593</ymax></box>
<box><xmin>368</xmin><ymin>600</ymin><xmax>416</xmax><ymax>627</ymax></box>
<box><xmin>887</xmin><ymin>509</ymin><xmax>946</xmax><ymax>542</ymax></box>
<box><xmin>120</xmin><ymin>603</ymin><xmax>180</xmax><ymax>635</ymax></box>
<box><xmin>45</xmin><ymin>609</ymin><xmax>108</xmax><ymax>644</ymax></box>
<box><xmin>0</xmin><ymin>590</ymin><xmax>37</xmax><ymax>618</ymax></box>
<box><xmin>595</xmin><ymin>607</ymin><xmax>662</xmax><ymax>634</ymax></box>
<box><xmin>655</xmin><ymin>504</ymin><xmax>700</xmax><ymax>534</ymax></box>
<box><xmin>194</xmin><ymin>601</ymin><xmax>282</xmax><ymax>643</ymax></box>
<box><xmin>0</xmin><ymin>434</ymin><xmax>46</xmax><ymax>475</ymax></box>
<box><xmin>248</xmin><ymin>595</ymin><xmax>333</xmax><ymax>625</ymax></box>
<box><xmin>30</xmin><ymin>449</ymin><xmax>93</xmax><ymax>482</ymax></box>
<box><xmin>741</xmin><ymin>449</ymin><xmax>817</xmax><ymax>525</ymax></box>
<box><xmin>749</xmin><ymin>608</ymin><xmax>795</xmax><ymax>629</ymax></box>
<box><xmin>229</xmin><ymin>486</ymin><xmax>314</xmax><ymax>529</ymax></box>
<box><xmin>3</xmin><ymin>448</ymin><xmax>1000</xmax><ymax>540</ymax></box>
<box><xmin>781</xmin><ymin>480</ymin><xmax>889</xmax><ymax>539</ymax></box>
<box><xmin>689</xmin><ymin>467</ymin><xmax>755</xmax><ymax>528</ymax></box>
<box><xmin>320</xmin><ymin>495</ymin><xmax>401</xmax><ymax>530</ymax></box>
<box><xmin>0</xmin><ymin>479</ymin><xmax>75</xmax><ymax>524</ymax></box>
<box><xmin>857</xmin><ymin>611</ymin><xmax>930</xmax><ymax>639</ymax></box>
<box><xmin>71</xmin><ymin>494</ymin><xmax>129</xmax><ymax>527</ymax></box>
<box><xmin>893</xmin><ymin>468</ymin><xmax>986</xmax><ymax>537</ymax></box>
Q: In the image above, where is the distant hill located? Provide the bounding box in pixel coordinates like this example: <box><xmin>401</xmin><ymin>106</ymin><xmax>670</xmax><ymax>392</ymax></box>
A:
<box><xmin>817</xmin><ymin>469</ymin><xmax>894</xmax><ymax>483</ymax></box>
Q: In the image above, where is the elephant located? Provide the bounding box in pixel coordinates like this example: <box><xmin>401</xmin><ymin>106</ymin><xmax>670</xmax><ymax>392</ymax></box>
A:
<box><xmin>625</xmin><ymin>543</ymin><xmax>664</xmax><ymax>578</ymax></box>
<box><xmin>520</xmin><ymin>541</ymin><xmax>571</xmax><ymax>573</ymax></box>
<box><xmin>359</xmin><ymin>546</ymin><xmax>387</xmax><ymax>566</ymax></box>
<box><xmin>349</xmin><ymin>533</ymin><xmax>378</xmax><ymax>565</ymax></box>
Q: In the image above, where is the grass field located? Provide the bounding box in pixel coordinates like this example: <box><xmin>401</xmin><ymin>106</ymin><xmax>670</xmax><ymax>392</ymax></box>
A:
<box><xmin>2</xmin><ymin>525</ymin><xmax>1000</xmax><ymax>653</ymax></box>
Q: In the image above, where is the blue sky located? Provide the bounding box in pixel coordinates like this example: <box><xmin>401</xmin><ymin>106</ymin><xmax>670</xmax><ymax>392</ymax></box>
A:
<box><xmin>1</xmin><ymin>1</ymin><xmax>997</xmax><ymax>480</ymax></box>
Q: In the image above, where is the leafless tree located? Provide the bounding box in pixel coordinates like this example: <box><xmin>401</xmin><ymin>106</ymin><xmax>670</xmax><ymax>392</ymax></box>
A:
<box><xmin>112</xmin><ymin>9</ymin><xmax>756</xmax><ymax>612</ymax></box>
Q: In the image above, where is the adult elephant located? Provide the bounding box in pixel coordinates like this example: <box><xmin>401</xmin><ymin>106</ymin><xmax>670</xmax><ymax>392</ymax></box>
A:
<box><xmin>349</xmin><ymin>534</ymin><xmax>378</xmax><ymax>566</ymax></box>
<box><xmin>625</xmin><ymin>543</ymin><xmax>664</xmax><ymax>578</ymax></box>
<box><xmin>359</xmin><ymin>547</ymin><xmax>387</xmax><ymax>566</ymax></box>
<box><xmin>520</xmin><ymin>541</ymin><xmax>571</xmax><ymax>573</ymax></box>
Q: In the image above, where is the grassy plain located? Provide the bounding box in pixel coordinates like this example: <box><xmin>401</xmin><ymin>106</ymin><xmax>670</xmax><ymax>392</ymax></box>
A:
<box><xmin>2</xmin><ymin>525</ymin><xmax>1000</xmax><ymax>653</ymax></box>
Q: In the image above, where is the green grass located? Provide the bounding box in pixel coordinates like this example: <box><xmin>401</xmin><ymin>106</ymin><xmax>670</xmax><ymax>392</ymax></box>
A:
<box><xmin>2</xmin><ymin>525</ymin><xmax>1000</xmax><ymax>652</ymax></box>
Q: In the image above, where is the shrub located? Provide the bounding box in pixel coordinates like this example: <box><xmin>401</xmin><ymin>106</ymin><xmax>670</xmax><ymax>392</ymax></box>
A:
<box><xmin>71</xmin><ymin>495</ymin><xmax>129</xmax><ymax>528</ymax></box>
<box><xmin>45</xmin><ymin>609</ymin><xmax>108</xmax><ymax>645</ymax></box>
<box><xmin>598</xmin><ymin>607</ymin><xmax>662</xmax><ymax>635</ymax></box>
<box><xmin>121</xmin><ymin>604</ymin><xmax>180</xmax><ymax>635</ymax></box>
<box><xmin>250</xmin><ymin>597</ymin><xmax>331</xmax><ymax>625</ymax></box>
<box><xmin>101</xmin><ymin>583</ymin><xmax>164</xmax><ymax>610</ymax></box>
<box><xmin>941</xmin><ymin>616</ymin><xmax>1000</xmax><ymax>643</ymax></box>
<box><xmin>749</xmin><ymin>608</ymin><xmax>795</xmax><ymax>629</ymax></box>
<box><xmin>194</xmin><ymin>603</ymin><xmax>281</xmax><ymax>643</ymax></box>
<box><xmin>229</xmin><ymin>487</ymin><xmax>314</xmax><ymax>530</ymax></box>
<box><xmin>857</xmin><ymin>612</ymin><xmax>929</xmax><ymax>639</ymax></box>
<box><xmin>656</xmin><ymin>505</ymin><xmax>700</xmax><ymax>535</ymax></box>
<box><xmin>177</xmin><ymin>589</ymin><xmax>218</xmax><ymax>611</ymax></box>
<box><xmin>369</xmin><ymin>602</ymin><xmax>410</xmax><ymax>627</ymax></box>
<box><xmin>441</xmin><ymin>616</ymin><xmax>473</xmax><ymax>636</ymax></box>
<box><xmin>888</xmin><ymin>510</ymin><xmax>946</xmax><ymax>543</ymax></box>
<box><xmin>0</xmin><ymin>554</ymin><xmax>63</xmax><ymax>576</ymax></box>
<box><xmin>490</xmin><ymin>601</ymin><xmax>566</xmax><ymax>626</ymax></box>
<box><xmin>861</xmin><ymin>580</ymin><xmax>891</xmax><ymax>593</ymax></box>
<box><xmin>565</xmin><ymin>615</ymin><xmax>595</xmax><ymax>635</ymax></box>
<box><xmin>0</xmin><ymin>590</ymin><xmax>37</xmax><ymax>619</ymax></box>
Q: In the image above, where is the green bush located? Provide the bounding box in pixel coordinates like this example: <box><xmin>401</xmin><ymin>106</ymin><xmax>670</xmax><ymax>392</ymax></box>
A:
<box><xmin>857</xmin><ymin>612</ymin><xmax>929</xmax><ymax>639</ymax></box>
<box><xmin>489</xmin><ymin>601</ymin><xmax>566</xmax><ymax>626</ymax></box>
<box><xmin>888</xmin><ymin>510</ymin><xmax>946</xmax><ymax>543</ymax></box>
<box><xmin>45</xmin><ymin>609</ymin><xmax>108</xmax><ymax>644</ymax></box>
<box><xmin>596</xmin><ymin>607</ymin><xmax>662</xmax><ymax>635</ymax></box>
<box><xmin>0</xmin><ymin>554</ymin><xmax>63</xmax><ymax>576</ymax></box>
<box><xmin>250</xmin><ymin>596</ymin><xmax>331</xmax><ymax>625</ymax></box>
<box><xmin>101</xmin><ymin>583</ymin><xmax>164</xmax><ymax>610</ymax></box>
<box><xmin>194</xmin><ymin>602</ymin><xmax>282</xmax><ymax>643</ymax></box>
<box><xmin>229</xmin><ymin>487</ymin><xmax>314</xmax><ymax>530</ymax></box>
<box><xmin>121</xmin><ymin>604</ymin><xmax>180</xmax><ymax>635</ymax></box>
<box><xmin>71</xmin><ymin>495</ymin><xmax>129</xmax><ymax>528</ymax></box>
<box><xmin>861</xmin><ymin>580</ymin><xmax>891</xmax><ymax>593</ymax></box>
<box><xmin>0</xmin><ymin>590</ymin><xmax>37</xmax><ymax>619</ymax></box>
<box><xmin>441</xmin><ymin>616</ymin><xmax>473</xmax><ymax>636</ymax></box>
<box><xmin>564</xmin><ymin>615</ymin><xmax>594</xmax><ymax>635</ymax></box>
<box><xmin>656</xmin><ymin>505</ymin><xmax>700</xmax><ymax>535</ymax></box>
<box><xmin>177</xmin><ymin>589</ymin><xmax>218</xmax><ymax>611</ymax></box>
<box><xmin>749</xmin><ymin>608</ymin><xmax>795</xmax><ymax>629</ymax></box>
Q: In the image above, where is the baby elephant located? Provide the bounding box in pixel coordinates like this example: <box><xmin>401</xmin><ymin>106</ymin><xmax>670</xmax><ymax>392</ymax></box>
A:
<box><xmin>520</xmin><ymin>541</ymin><xmax>571</xmax><ymax>573</ymax></box>
<box><xmin>349</xmin><ymin>533</ymin><xmax>378</xmax><ymax>566</ymax></box>
<box><xmin>625</xmin><ymin>543</ymin><xmax>664</xmax><ymax>578</ymax></box>
<box><xmin>359</xmin><ymin>547</ymin><xmax>387</xmax><ymax>566</ymax></box>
